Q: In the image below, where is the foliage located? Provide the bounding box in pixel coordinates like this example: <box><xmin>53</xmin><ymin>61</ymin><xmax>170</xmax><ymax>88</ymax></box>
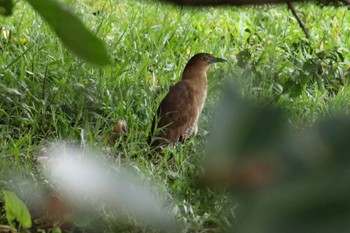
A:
<box><xmin>0</xmin><ymin>0</ymin><xmax>350</xmax><ymax>232</ymax></box>
<box><xmin>0</xmin><ymin>0</ymin><xmax>109</xmax><ymax>65</ymax></box>
<box><xmin>204</xmin><ymin>88</ymin><xmax>350</xmax><ymax>233</ymax></box>
<box><xmin>0</xmin><ymin>0</ymin><xmax>13</xmax><ymax>16</ymax></box>
<box><xmin>2</xmin><ymin>190</ymin><xmax>32</xmax><ymax>229</ymax></box>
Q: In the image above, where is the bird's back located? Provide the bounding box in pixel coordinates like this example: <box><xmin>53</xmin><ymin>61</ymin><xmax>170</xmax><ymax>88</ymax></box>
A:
<box><xmin>148</xmin><ymin>79</ymin><xmax>200</xmax><ymax>148</ymax></box>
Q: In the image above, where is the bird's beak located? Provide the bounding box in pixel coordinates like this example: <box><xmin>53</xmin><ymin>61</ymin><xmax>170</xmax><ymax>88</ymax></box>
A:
<box><xmin>211</xmin><ymin>56</ymin><xmax>227</xmax><ymax>63</ymax></box>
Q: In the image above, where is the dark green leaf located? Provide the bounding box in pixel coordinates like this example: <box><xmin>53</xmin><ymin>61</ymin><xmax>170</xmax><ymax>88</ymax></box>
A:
<box><xmin>26</xmin><ymin>0</ymin><xmax>110</xmax><ymax>65</ymax></box>
<box><xmin>0</xmin><ymin>0</ymin><xmax>13</xmax><ymax>16</ymax></box>
<box><xmin>2</xmin><ymin>190</ymin><xmax>32</xmax><ymax>228</ymax></box>
<box><xmin>289</xmin><ymin>83</ymin><xmax>303</xmax><ymax>98</ymax></box>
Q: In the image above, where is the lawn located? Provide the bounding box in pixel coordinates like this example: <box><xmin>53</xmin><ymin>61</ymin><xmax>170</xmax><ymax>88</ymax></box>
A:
<box><xmin>0</xmin><ymin>0</ymin><xmax>350</xmax><ymax>232</ymax></box>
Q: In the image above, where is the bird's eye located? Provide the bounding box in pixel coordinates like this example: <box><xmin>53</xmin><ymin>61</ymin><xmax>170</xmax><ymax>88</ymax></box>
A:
<box><xmin>202</xmin><ymin>55</ymin><xmax>210</xmax><ymax>61</ymax></box>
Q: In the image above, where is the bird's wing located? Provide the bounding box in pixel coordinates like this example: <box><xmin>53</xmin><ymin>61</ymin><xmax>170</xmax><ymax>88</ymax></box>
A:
<box><xmin>151</xmin><ymin>80</ymin><xmax>198</xmax><ymax>144</ymax></box>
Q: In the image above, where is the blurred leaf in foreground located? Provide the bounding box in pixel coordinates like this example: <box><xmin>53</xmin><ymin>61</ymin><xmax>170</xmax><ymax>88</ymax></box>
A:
<box><xmin>2</xmin><ymin>190</ymin><xmax>32</xmax><ymax>229</ymax></box>
<box><xmin>0</xmin><ymin>0</ymin><xmax>13</xmax><ymax>16</ymax></box>
<box><xmin>203</xmin><ymin>87</ymin><xmax>286</xmax><ymax>191</ymax></box>
<box><xmin>234</xmin><ymin>117</ymin><xmax>350</xmax><ymax>233</ymax></box>
<box><xmin>26</xmin><ymin>0</ymin><xmax>110</xmax><ymax>65</ymax></box>
<box><xmin>38</xmin><ymin>142</ymin><xmax>179</xmax><ymax>231</ymax></box>
<box><xmin>203</xmin><ymin>86</ymin><xmax>350</xmax><ymax>233</ymax></box>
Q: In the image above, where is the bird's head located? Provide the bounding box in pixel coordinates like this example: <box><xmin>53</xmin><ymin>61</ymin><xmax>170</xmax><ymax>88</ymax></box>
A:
<box><xmin>185</xmin><ymin>53</ymin><xmax>227</xmax><ymax>71</ymax></box>
<box><xmin>113</xmin><ymin>119</ymin><xmax>128</xmax><ymax>135</ymax></box>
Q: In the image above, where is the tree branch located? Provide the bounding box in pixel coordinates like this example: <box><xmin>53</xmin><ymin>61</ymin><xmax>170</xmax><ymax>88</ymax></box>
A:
<box><xmin>158</xmin><ymin>0</ymin><xmax>349</xmax><ymax>6</ymax></box>
<box><xmin>287</xmin><ymin>2</ymin><xmax>310</xmax><ymax>39</ymax></box>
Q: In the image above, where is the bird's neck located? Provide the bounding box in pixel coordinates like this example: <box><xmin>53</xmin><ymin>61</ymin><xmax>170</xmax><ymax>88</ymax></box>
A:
<box><xmin>182</xmin><ymin>66</ymin><xmax>208</xmax><ymax>115</ymax></box>
<box><xmin>182</xmin><ymin>67</ymin><xmax>208</xmax><ymax>85</ymax></box>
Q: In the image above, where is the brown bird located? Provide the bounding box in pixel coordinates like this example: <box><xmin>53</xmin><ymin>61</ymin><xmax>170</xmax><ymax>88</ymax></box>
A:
<box><xmin>108</xmin><ymin>119</ymin><xmax>128</xmax><ymax>145</ymax></box>
<box><xmin>148</xmin><ymin>53</ymin><xmax>226</xmax><ymax>149</ymax></box>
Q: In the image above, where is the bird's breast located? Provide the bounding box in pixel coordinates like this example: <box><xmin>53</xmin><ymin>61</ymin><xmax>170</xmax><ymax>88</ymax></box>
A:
<box><xmin>195</xmin><ymin>82</ymin><xmax>207</xmax><ymax>114</ymax></box>
<box><xmin>184</xmin><ymin>86</ymin><xmax>207</xmax><ymax>139</ymax></box>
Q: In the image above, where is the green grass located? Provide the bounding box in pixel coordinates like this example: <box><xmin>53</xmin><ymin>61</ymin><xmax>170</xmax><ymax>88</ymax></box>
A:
<box><xmin>1</xmin><ymin>0</ymin><xmax>350</xmax><ymax>232</ymax></box>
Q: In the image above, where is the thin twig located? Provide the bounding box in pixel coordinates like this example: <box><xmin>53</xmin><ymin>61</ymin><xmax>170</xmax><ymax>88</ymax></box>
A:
<box><xmin>287</xmin><ymin>2</ymin><xmax>310</xmax><ymax>39</ymax></box>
